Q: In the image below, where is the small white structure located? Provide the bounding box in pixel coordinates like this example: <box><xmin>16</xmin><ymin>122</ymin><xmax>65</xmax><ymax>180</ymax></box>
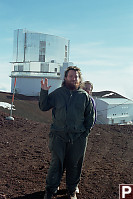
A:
<box><xmin>10</xmin><ymin>29</ymin><xmax>73</xmax><ymax>96</ymax></box>
<box><xmin>95</xmin><ymin>97</ymin><xmax>133</xmax><ymax>125</ymax></box>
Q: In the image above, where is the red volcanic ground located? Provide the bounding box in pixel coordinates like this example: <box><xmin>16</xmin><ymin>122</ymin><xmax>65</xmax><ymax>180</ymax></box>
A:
<box><xmin>0</xmin><ymin>92</ymin><xmax>133</xmax><ymax>199</ymax></box>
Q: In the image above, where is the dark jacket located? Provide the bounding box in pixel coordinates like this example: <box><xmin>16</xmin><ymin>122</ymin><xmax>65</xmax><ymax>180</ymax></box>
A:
<box><xmin>39</xmin><ymin>86</ymin><xmax>95</xmax><ymax>141</ymax></box>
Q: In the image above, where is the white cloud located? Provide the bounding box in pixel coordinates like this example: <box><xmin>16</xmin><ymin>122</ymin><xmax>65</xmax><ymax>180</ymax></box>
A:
<box><xmin>70</xmin><ymin>43</ymin><xmax>133</xmax><ymax>62</ymax></box>
<box><xmin>74</xmin><ymin>60</ymin><xmax>117</xmax><ymax>68</ymax></box>
<box><xmin>69</xmin><ymin>43</ymin><xmax>133</xmax><ymax>99</ymax></box>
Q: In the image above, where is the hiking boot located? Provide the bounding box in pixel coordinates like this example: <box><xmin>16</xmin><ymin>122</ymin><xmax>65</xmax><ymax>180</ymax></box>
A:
<box><xmin>44</xmin><ymin>190</ymin><xmax>53</xmax><ymax>199</ymax></box>
<box><xmin>54</xmin><ymin>186</ymin><xmax>60</xmax><ymax>194</ymax></box>
<box><xmin>69</xmin><ymin>191</ymin><xmax>77</xmax><ymax>199</ymax></box>
<box><xmin>75</xmin><ymin>186</ymin><xmax>79</xmax><ymax>193</ymax></box>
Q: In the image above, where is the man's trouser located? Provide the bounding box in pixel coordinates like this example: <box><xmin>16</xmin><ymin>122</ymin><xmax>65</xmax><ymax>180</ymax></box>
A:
<box><xmin>45</xmin><ymin>134</ymin><xmax>88</xmax><ymax>194</ymax></box>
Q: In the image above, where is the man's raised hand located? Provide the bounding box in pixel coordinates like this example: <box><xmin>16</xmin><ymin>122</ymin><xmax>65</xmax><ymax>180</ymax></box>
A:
<box><xmin>41</xmin><ymin>78</ymin><xmax>51</xmax><ymax>90</ymax></box>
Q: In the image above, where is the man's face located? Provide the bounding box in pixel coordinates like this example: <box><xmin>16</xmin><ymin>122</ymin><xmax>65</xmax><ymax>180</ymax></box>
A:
<box><xmin>65</xmin><ymin>70</ymin><xmax>80</xmax><ymax>90</ymax></box>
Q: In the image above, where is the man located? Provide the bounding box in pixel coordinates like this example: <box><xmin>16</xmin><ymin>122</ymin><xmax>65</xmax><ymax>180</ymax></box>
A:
<box><xmin>81</xmin><ymin>81</ymin><xmax>93</xmax><ymax>95</ymax></box>
<box><xmin>81</xmin><ymin>81</ymin><xmax>97</xmax><ymax>125</ymax></box>
<box><xmin>39</xmin><ymin>66</ymin><xmax>95</xmax><ymax>199</ymax></box>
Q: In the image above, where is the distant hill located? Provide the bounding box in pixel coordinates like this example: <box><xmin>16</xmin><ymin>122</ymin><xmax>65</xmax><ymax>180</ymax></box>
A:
<box><xmin>0</xmin><ymin>91</ymin><xmax>52</xmax><ymax>123</ymax></box>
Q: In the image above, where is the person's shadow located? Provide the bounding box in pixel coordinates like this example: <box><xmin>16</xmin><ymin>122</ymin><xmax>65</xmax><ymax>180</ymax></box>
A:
<box><xmin>11</xmin><ymin>189</ymin><xmax>68</xmax><ymax>199</ymax></box>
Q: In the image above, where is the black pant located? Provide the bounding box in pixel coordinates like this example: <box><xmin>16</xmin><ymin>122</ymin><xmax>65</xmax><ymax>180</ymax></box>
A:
<box><xmin>46</xmin><ymin>134</ymin><xmax>88</xmax><ymax>193</ymax></box>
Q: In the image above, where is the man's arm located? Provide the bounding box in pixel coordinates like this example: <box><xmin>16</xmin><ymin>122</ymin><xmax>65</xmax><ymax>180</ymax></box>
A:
<box><xmin>41</xmin><ymin>78</ymin><xmax>51</xmax><ymax>91</ymax></box>
<box><xmin>84</xmin><ymin>96</ymin><xmax>95</xmax><ymax>136</ymax></box>
<box><xmin>39</xmin><ymin>78</ymin><xmax>54</xmax><ymax>111</ymax></box>
<box><xmin>90</xmin><ymin>96</ymin><xmax>97</xmax><ymax>125</ymax></box>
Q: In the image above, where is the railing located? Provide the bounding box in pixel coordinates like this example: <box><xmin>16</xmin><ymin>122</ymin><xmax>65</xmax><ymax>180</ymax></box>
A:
<box><xmin>10</xmin><ymin>71</ymin><xmax>60</xmax><ymax>78</ymax></box>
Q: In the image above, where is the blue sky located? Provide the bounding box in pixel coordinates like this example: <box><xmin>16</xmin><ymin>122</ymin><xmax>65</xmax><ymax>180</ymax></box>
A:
<box><xmin>0</xmin><ymin>0</ymin><xmax>133</xmax><ymax>99</ymax></box>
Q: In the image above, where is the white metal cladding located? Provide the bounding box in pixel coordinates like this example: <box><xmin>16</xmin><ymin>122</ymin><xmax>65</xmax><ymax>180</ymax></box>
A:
<box><xmin>13</xmin><ymin>29</ymin><xmax>70</xmax><ymax>64</ymax></box>
<box><xmin>98</xmin><ymin>98</ymin><xmax>133</xmax><ymax>105</ymax></box>
<box><xmin>11</xmin><ymin>77</ymin><xmax>62</xmax><ymax>96</ymax></box>
<box><xmin>95</xmin><ymin>98</ymin><xmax>133</xmax><ymax>124</ymax></box>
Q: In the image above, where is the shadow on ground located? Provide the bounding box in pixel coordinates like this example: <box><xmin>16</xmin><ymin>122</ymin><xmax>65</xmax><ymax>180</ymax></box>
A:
<box><xmin>11</xmin><ymin>190</ymin><xmax>69</xmax><ymax>199</ymax></box>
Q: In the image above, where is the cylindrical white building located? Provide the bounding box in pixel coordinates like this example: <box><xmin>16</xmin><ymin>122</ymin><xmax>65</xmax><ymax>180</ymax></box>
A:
<box><xmin>10</xmin><ymin>29</ymin><xmax>70</xmax><ymax>96</ymax></box>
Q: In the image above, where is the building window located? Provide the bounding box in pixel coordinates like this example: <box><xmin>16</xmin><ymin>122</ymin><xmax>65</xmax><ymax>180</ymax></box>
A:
<box><xmin>64</xmin><ymin>58</ymin><xmax>67</xmax><ymax>62</ymax></box>
<box><xmin>65</xmin><ymin>45</ymin><xmax>67</xmax><ymax>51</ymax></box>
<box><xmin>39</xmin><ymin>55</ymin><xmax>45</xmax><ymax>62</ymax></box>
<box><xmin>65</xmin><ymin>51</ymin><xmax>67</xmax><ymax>57</ymax></box>
<box><xmin>55</xmin><ymin>68</ymin><xmax>57</xmax><ymax>72</ymax></box>
<box><xmin>18</xmin><ymin>65</ymin><xmax>23</xmax><ymax>71</ymax></box>
<box><xmin>121</xmin><ymin>120</ymin><xmax>125</xmax><ymax>123</ymax></box>
<box><xmin>40</xmin><ymin>63</ymin><xmax>49</xmax><ymax>72</ymax></box>
<box><xmin>51</xmin><ymin>60</ymin><xmax>55</xmax><ymax>63</ymax></box>
<box><xmin>14</xmin><ymin>65</ymin><xmax>18</xmax><ymax>71</ymax></box>
<box><xmin>39</xmin><ymin>41</ymin><xmax>46</xmax><ymax>62</ymax></box>
<box><xmin>64</xmin><ymin>45</ymin><xmax>67</xmax><ymax>62</ymax></box>
<box><xmin>111</xmin><ymin>119</ymin><xmax>114</xmax><ymax>124</ymax></box>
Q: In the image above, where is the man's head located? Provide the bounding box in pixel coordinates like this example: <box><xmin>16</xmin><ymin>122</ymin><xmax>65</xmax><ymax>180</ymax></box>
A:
<box><xmin>81</xmin><ymin>81</ymin><xmax>93</xmax><ymax>95</ymax></box>
<box><xmin>62</xmin><ymin>66</ymin><xmax>82</xmax><ymax>90</ymax></box>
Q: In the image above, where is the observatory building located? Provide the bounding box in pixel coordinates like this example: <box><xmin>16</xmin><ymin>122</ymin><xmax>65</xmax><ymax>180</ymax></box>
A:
<box><xmin>93</xmin><ymin>91</ymin><xmax>133</xmax><ymax>125</ymax></box>
<box><xmin>10</xmin><ymin>29</ymin><xmax>72</xmax><ymax>96</ymax></box>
